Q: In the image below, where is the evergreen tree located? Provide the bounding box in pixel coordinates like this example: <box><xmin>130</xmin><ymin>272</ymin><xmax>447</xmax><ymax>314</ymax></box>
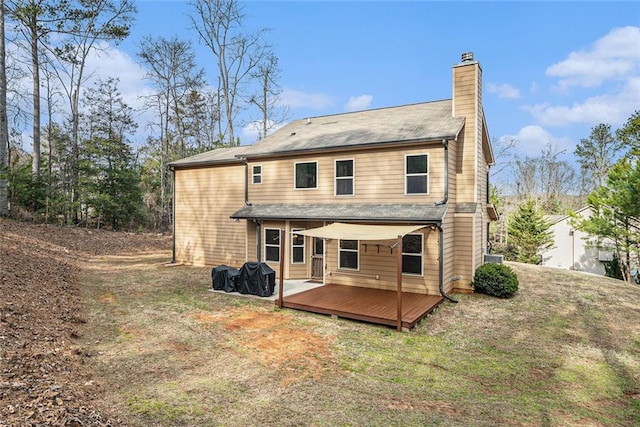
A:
<box><xmin>573</xmin><ymin>158</ymin><xmax>640</xmax><ymax>282</ymax></box>
<box><xmin>617</xmin><ymin>110</ymin><xmax>640</xmax><ymax>157</ymax></box>
<box><xmin>507</xmin><ymin>199</ymin><xmax>554</xmax><ymax>264</ymax></box>
<box><xmin>79</xmin><ymin>77</ymin><xmax>142</xmax><ymax>230</ymax></box>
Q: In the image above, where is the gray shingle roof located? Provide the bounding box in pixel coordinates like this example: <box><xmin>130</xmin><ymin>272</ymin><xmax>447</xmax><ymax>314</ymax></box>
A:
<box><xmin>168</xmin><ymin>146</ymin><xmax>251</xmax><ymax>168</ymax></box>
<box><xmin>244</xmin><ymin>99</ymin><xmax>464</xmax><ymax>158</ymax></box>
<box><xmin>169</xmin><ymin>99</ymin><xmax>465</xmax><ymax>167</ymax></box>
<box><xmin>230</xmin><ymin>203</ymin><xmax>447</xmax><ymax>223</ymax></box>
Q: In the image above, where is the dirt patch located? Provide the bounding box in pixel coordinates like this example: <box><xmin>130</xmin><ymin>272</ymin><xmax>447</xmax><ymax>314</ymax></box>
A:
<box><xmin>198</xmin><ymin>308</ymin><xmax>339</xmax><ymax>387</ymax></box>
<box><xmin>0</xmin><ymin>218</ymin><xmax>170</xmax><ymax>426</ymax></box>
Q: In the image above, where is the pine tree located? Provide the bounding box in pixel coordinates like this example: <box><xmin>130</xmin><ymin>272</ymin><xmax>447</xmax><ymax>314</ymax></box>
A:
<box><xmin>507</xmin><ymin>199</ymin><xmax>554</xmax><ymax>264</ymax></box>
<box><xmin>573</xmin><ymin>158</ymin><xmax>640</xmax><ymax>282</ymax></box>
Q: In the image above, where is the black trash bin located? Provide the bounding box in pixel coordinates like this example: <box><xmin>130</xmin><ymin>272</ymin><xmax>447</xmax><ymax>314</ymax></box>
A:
<box><xmin>237</xmin><ymin>262</ymin><xmax>276</xmax><ymax>297</ymax></box>
<box><xmin>211</xmin><ymin>265</ymin><xmax>240</xmax><ymax>292</ymax></box>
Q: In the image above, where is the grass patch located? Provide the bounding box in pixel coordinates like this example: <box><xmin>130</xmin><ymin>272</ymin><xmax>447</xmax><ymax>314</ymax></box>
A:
<box><xmin>80</xmin><ymin>256</ymin><xmax>640</xmax><ymax>426</ymax></box>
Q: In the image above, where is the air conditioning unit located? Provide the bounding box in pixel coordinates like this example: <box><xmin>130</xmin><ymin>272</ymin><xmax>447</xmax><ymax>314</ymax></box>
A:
<box><xmin>484</xmin><ymin>254</ymin><xmax>504</xmax><ymax>264</ymax></box>
<box><xmin>598</xmin><ymin>251</ymin><xmax>614</xmax><ymax>262</ymax></box>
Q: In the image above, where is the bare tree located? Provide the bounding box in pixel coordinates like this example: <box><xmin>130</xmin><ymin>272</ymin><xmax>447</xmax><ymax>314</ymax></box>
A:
<box><xmin>249</xmin><ymin>53</ymin><xmax>288</xmax><ymax>140</ymax></box>
<box><xmin>189</xmin><ymin>0</ymin><xmax>269</xmax><ymax>146</ymax></box>
<box><xmin>137</xmin><ymin>35</ymin><xmax>205</xmax><ymax>230</ymax></box>
<box><xmin>0</xmin><ymin>0</ymin><xmax>8</xmax><ymax>216</ymax></box>
<box><xmin>575</xmin><ymin>123</ymin><xmax>622</xmax><ymax>192</ymax></box>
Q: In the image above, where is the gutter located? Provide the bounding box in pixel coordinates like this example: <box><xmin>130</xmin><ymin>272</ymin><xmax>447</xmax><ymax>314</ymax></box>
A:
<box><xmin>437</xmin><ymin>223</ymin><xmax>458</xmax><ymax>303</ymax></box>
<box><xmin>436</xmin><ymin>139</ymin><xmax>449</xmax><ymax>206</ymax></box>
<box><xmin>170</xmin><ymin>165</ymin><xmax>176</xmax><ymax>264</ymax></box>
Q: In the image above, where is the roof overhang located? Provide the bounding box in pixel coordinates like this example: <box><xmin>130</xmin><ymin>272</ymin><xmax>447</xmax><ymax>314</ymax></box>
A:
<box><xmin>230</xmin><ymin>203</ymin><xmax>447</xmax><ymax>224</ymax></box>
<box><xmin>297</xmin><ymin>223</ymin><xmax>427</xmax><ymax>241</ymax></box>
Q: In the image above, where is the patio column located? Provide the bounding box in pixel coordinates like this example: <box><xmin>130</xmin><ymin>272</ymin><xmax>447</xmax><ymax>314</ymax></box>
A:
<box><xmin>396</xmin><ymin>234</ymin><xmax>403</xmax><ymax>331</ymax></box>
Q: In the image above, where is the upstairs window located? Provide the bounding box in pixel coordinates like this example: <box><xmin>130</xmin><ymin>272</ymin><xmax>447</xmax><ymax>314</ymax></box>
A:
<box><xmin>264</xmin><ymin>228</ymin><xmax>280</xmax><ymax>262</ymax></box>
<box><xmin>252</xmin><ymin>165</ymin><xmax>262</xmax><ymax>184</ymax></box>
<box><xmin>402</xmin><ymin>233</ymin><xmax>423</xmax><ymax>275</ymax></box>
<box><xmin>295</xmin><ymin>161</ymin><xmax>317</xmax><ymax>189</ymax></box>
<box><xmin>405</xmin><ymin>154</ymin><xmax>429</xmax><ymax>195</ymax></box>
<box><xmin>335</xmin><ymin>159</ymin><xmax>354</xmax><ymax>196</ymax></box>
<box><xmin>339</xmin><ymin>239</ymin><xmax>359</xmax><ymax>270</ymax></box>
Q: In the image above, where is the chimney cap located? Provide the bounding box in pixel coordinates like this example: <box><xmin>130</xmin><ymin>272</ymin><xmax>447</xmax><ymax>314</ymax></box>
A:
<box><xmin>461</xmin><ymin>52</ymin><xmax>474</xmax><ymax>62</ymax></box>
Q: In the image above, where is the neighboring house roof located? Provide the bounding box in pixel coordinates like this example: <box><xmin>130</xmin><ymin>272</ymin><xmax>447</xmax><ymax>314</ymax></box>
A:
<box><xmin>168</xmin><ymin>146</ymin><xmax>252</xmax><ymax>168</ymax></box>
<box><xmin>545</xmin><ymin>206</ymin><xmax>591</xmax><ymax>225</ymax></box>
<box><xmin>169</xmin><ymin>100</ymin><xmax>465</xmax><ymax>167</ymax></box>
<box><xmin>230</xmin><ymin>203</ymin><xmax>447</xmax><ymax>223</ymax></box>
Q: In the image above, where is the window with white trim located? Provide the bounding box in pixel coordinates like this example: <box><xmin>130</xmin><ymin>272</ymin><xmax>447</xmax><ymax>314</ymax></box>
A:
<box><xmin>295</xmin><ymin>161</ymin><xmax>317</xmax><ymax>189</ymax></box>
<box><xmin>335</xmin><ymin>159</ymin><xmax>354</xmax><ymax>196</ymax></box>
<box><xmin>402</xmin><ymin>233</ymin><xmax>423</xmax><ymax>275</ymax></box>
<box><xmin>405</xmin><ymin>154</ymin><xmax>429</xmax><ymax>194</ymax></box>
<box><xmin>252</xmin><ymin>165</ymin><xmax>262</xmax><ymax>184</ymax></box>
<box><xmin>339</xmin><ymin>239</ymin><xmax>359</xmax><ymax>270</ymax></box>
<box><xmin>264</xmin><ymin>228</ymin><xmax>280</xmax><ymax>262</ymax></box>
<box><xmin>292</xmin><ymin>229</ymin><xmax>305</xmax><ymax>264</ymax></box>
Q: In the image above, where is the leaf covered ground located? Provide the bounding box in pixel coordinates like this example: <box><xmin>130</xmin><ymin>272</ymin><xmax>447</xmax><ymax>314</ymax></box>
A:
<box><xmin>0</xmin><ymin>219</ymin><xmax>169</xmax><ymax>426</ymax></box>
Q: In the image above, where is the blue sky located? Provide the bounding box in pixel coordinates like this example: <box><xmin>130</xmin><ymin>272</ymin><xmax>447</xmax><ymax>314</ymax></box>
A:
<box><xmin>75</xmin><ymin>2</ymin><xmax>640</xmax><ymax>181</ymax></box>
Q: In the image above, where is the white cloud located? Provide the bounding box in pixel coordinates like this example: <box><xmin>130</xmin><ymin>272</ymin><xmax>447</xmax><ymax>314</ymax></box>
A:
<box><xmin>85</xmin><ymin>43</ymin><xmax>149</xmax><ymax>111</ymax></box>
<box><xmin>279</xmin><ymin>88</ymin><xmax>334</xmax><ymax>110</ymax></box>
<box><xmin>499</xmin><ymin>125</ymin><xmax>574</xmax><ymax>156</ymax></box>
<box><xmin>345</xmin><ymin>94</ymin><xmax>373</xmax><ymax>111</ymax></box>
<box><xmin>546</xmin><ymin>26</ymin><xmax>640</xmax><ymax>89</ymax></box>
<box><xmin>486</xmin><ymin>83</ymin><xmax>520</xmax><ymax>99</ymax></box>
<box><xmin>527</xmin><ymin>76</ymin><xmax>640</xmax><ymax>127</ymax></box>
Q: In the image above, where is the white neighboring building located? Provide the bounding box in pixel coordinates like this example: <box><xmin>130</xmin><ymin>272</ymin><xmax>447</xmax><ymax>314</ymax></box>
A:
<box><xmin>541</xmin><ymin>207</ymin><xmax>610</xmax><ymax>276</ymax></box>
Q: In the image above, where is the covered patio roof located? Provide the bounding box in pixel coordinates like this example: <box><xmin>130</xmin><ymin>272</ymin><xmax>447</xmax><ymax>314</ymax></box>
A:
<box><xmin>230</xmin><ymin>203</ymin><xmax>447</xmax><ymax>223</ymax></box>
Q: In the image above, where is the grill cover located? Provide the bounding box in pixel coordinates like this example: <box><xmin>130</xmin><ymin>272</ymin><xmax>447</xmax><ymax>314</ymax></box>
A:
<box><xmin>237</xmin><ymin>262</ymin><xmax>276</xmax><ymax>297</ymax></box>
<box><xmin>211</xmin><ymin>265</ymin><xmax>240</xmax><ymax>292</ymax></box>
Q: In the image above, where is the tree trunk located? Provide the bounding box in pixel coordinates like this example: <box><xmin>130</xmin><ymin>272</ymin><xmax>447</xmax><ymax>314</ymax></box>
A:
<box><xmin>0</xmin><ymin>0</ymin><xmax>8</xmax><ymax>216</ymax></box>
<box><xmin>30</xmin><ymin>7</ymin><xmax>40</xmax><ymax>178</ymax></box>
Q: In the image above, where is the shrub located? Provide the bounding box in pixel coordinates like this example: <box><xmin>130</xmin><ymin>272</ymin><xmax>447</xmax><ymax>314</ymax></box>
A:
<box><xmin>471</xmin><ymin>263</ymin><xmax>519</xmax><ymax>298</ymax></box>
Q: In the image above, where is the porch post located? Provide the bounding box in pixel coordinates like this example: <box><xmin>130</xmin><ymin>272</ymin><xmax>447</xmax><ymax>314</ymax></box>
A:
<box><xmin>396</xmin><ymin>235</ymin><xmax>403</xmax><ymax>331</ymax></box>
<box><xmin>278</xmin><ymin>228</ymin><xmax>285</xmax><ymax>308</ymax></box>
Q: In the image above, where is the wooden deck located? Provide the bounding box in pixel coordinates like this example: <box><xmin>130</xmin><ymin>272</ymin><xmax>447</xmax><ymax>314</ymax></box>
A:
<box><xmin>281</xmin><ymin>284</ymin><xmax>444</xmax><ymax>330</ymax></box>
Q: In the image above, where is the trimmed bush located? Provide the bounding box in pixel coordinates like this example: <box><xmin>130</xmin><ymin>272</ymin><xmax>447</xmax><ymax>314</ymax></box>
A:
<box><xmin>471</xmin><ymin>263</ymin><xmax>519</xmax><ymax>298</ymax></box>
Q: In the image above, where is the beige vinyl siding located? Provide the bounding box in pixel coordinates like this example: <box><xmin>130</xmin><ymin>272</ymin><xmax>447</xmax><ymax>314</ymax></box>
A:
<box><xmin>289</xmin><ymin>221</ymin><xmax>310</xmax><ymax>279</ymax></box>
<box><xmin>323</xmin><ymin>228</ymin><xmax>439</xmax><ymax>295</ymax></box>
<box><xmin>174</xmin><ymin>165</ymin><xmax>246</xmax><ymax>267</ymax></box>
<box><xmin>441</xmin><ymin>211</ymin><xmax>456</xmax><ymax>294</ymax></box>
<box><xmin>452</xmin><ymin>213</ymin><xmax>475</xmax><ymax>292</ymax></box>
<box><xmin>453</xmin><ymin>62</ymin><xmax>480</xmax><ymax>202</ymax></box>
<box><xmin>474</xmin><ymin>210</ymin><xmax>485</xmax><ymax>272</ymax></box>
<box><xmin>248</xmin><ymin>145</ymin><xmax>447</xmax><ymax>205</ymax></box>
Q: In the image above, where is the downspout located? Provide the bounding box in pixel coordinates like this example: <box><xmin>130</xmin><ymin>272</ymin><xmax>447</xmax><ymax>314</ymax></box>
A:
<box><xmin>437</xmin><ymin>223</ymin><xmax>458</xmax><ymax>303</ymax></box>
<box><xmin>436</xmin><ymin>139</ymin><xmax>449</xmax><ymax>206</ymax></box>
<box><xmin>254</xmin><ymin>220</ymin><xmax>262</xmax><ymax>262</ymax></box>
<box><xmin>241</xmin><ymin>158</ymin><xmax>251</xmax><ymax>206</ymax></box>
<box><xmin>170</xmin><ymin>166</ymin><xmax>176</xmax><ymax>263</ymax></box>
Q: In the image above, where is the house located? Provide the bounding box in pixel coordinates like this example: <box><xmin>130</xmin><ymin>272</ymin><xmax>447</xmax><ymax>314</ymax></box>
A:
<box><xmin>541</xmin><ymin>207</ymin><xmax>610</xmax><ymax>275</ymax></box>
<box><xmin>169</xmin><ymin>52</ymin><xmax>497</xmax><ymax>329</ymax></box>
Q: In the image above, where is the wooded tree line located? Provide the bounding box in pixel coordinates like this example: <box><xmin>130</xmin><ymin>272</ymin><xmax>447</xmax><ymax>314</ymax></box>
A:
<box><xmin>492</xmin><ymin>111</ymin><xmax>640</xmax><ymax>282</ymax></box>
<box><xmin>0</xmin><ymin>0</ymin><xmax>285</xmax><ymax>230</ymax></box>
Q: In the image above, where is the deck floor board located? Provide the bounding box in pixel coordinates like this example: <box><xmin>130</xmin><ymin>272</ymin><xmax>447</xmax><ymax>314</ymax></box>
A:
<box><xmin>281</xmin><ymin>284</ymin><xmax>443</xmax><ymax>329</ymax></box>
